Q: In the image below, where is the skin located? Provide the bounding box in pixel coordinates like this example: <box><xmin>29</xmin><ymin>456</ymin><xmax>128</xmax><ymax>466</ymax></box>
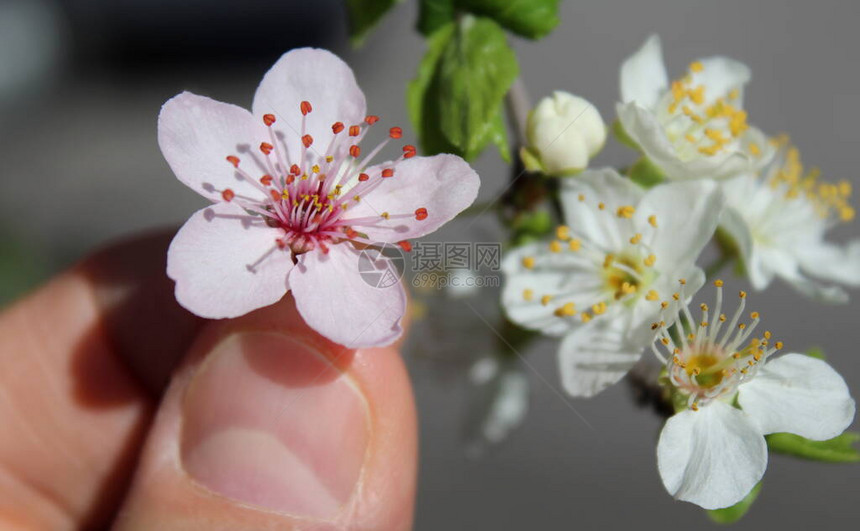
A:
<box><xmin>0</xmin><ymin>231</ymin><xmax>418</xmax><ymax>530</ymax></box>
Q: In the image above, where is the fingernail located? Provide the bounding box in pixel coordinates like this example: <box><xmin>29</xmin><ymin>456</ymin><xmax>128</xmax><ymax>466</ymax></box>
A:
<box><xmin>181</xmin><ymin>332</ymin><xmax>369</xmax><ymax>518</ymax></box>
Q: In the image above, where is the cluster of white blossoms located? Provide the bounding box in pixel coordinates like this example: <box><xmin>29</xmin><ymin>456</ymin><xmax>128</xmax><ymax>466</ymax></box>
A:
<box><xmin>503</xmin><ymin>34</ymin><xmax>857</xmax><ymax>510</ymax></box>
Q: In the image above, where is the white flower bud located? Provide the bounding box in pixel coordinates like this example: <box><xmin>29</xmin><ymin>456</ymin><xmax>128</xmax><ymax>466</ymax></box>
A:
<box><xmin>522</xmin><ymin>91</ymin><xmax>606</xmax><ymax>176</ymax></box>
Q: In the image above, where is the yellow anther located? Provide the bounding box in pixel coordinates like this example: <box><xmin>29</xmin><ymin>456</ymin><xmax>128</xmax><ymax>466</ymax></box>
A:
<box><xmin>749</xmin><ymin>143</ymin><xmax>761</xmax><ymax>156</ymax></box>
<box><xmin>775</xmin><ymin>341</ymin><xmax>784</xmax><ymax>349</ymax></box>
<box><xmin>691</xmin><ymin>402</ymin><xmax>699</xmax><ymax>412</ymax></box>
<box><xmin>644</xmin><ymin>254</ymin><xmax>657</xmax><ymax>267</ymax></box>
<box><xmin>729</xmin><ymin>88</ymin><xmax>740</xmax><ymax>100</ymax></box>
<box><xmin>554</xmin><ymin>302</ymin><xmax>577</xmax><ymax>317</ymax></box>
<box><xmin>661</xmin><ymin>337</ymin><xmax>670</xmax><ymax>345</ymax></box>
<box><xmin>617</xmin><ymin>205</ymin><xmax>636</xmax><ymax>219</ymax></box>
<box><xmin>603</xmin><ymin>254</ymin><xmax>615</xmax><ymax>268</ymax></box>
<box><xmin>630</xmin><ymin>233</ymin><xmax>642</xmax><ymax>244</ymax></box>
<box><xmin>661</xmin><ymin>301</ymin><xmax>669</xmax><ymax>309</ymax></box>
<box><xmin>592</xmin><ymin>302</ymin><xmax>607</xmax><ymax>315</ymax></box>
<box><xmin>689</xmin><ymin>61</ymin><xmax>704</xmax><ymax>73</ymax></box>
<box><xmin>763</xmin><ymin>331</ymin><xmax>772</xmax><ymax>339</ymax></box>
<box><xmin>679</xmin><ymin>278</ymin><xmax>687</xmax><ymax>285</ymax></box>
<box><xmin>311</xmin><ymin>164</ymin><xmax>320</xmax><ymax>173</ymax></box>
<box><xmin>685</xmin><ymin>133</ymin><xmax>697</xmax><ymax>143</ymax></box>
<box><xmin>700</xmin><ymin>303</ymin><xmax>709</xmax><ymax>311</ymax></box>
<box><xmin>556</xmin><ymin>225</ymin><xmax>571</xmax><ymax>241</ymax></box>
<box><xmin>648</xmin><ymin>215</ymin><xmax>658</xmax><ymax>227</ymax></box>
<box><xmin>714</xmin><ymin>279</ymin><xmax>724</xmax><ymax>287</ymax></box>
<box><xmin>549</xmin><ymin>240</ymin><xmax>562</xmax><ymax>253</ymax></box>
<box><xmin>750</xmin><ymin>311</ymin><xmax>760</xmax><ymax>319</ymax></box>
<box><xmin>522</xmin><ymin>256</ymin><xmax>536</xmax><ymax>269</ymax></box>
<box><xmin>326</xmin><ymin>156</ymin><xmax>334</xmax><ymax>163</ymax></box>
<box><xmin>646</xmin><ymin>290</ymin><xmax>659</xmax><ymax>301</ymax></box>
<box><xmin>541</xmin><ymin>294</ymin><xmax>553</xmax><ymax>306</ymax></box>
<box><xmin>688</xmin><ymin>85</ymin><xmax>706</xmax><ymax>105</ymax></box>
<box><xmin>578</xmin><ymin>194</ymin><xmax>585</xmax><ymax>202</ymax></box>
<box><xmin>353</xmin><ymin>195</ymin><xmax>361</xmax><ymax>202</ymax></box>
<box><xmin>581</xmin><ymin>313</ymin><xmax>592</xmax><ymax>323</ymax></box>
<box><xmin>598</xmin><ymin>202</ymin><xmax>606</xmax><ymax>210</ymax></box>
<box><xmin>381</xmin><ymin>212</ymin><xmax>390</xmax><ymax>219</ymax></box>
<box><xmin>672</xmin><ymin>292</ymin><xmax>680</xmax><ymax>301</ymax></box>
<box><xmin>569</xmin><ymin>239</ymin><xmax>582</xmax><ymax>251</ymax></box>
<box><xmin>719</xmin><ymin>314</ymin><xmax>727</xmax><ymax>322</ymax></box>
<box><xmin>523</xmin><ymin>289</ymin><xmax>534</xmax><ymax>301</ymax></box>
<box><xmin>738</xmin><ymin>323</ymin><xmax>746</xmax><ymax>330</ymax></box>
<box><xmin>739</xmin><ymin>290</ymin><xmax>747</xmax><ymax>299</ymax></box>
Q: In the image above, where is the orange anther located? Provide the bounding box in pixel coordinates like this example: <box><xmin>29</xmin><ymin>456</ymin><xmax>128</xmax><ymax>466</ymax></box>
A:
<box><xmin>349</xmin><ymin>125</ymin><xmax>361</xmax><ymax>137</ymax></box>
<box><xmin>365</xmin><ymin>115</ymin><xmax>380</xmax><ymax>125</ymax></box>
<box><xmin>263</xmin><ymin>114</ymin><xmax>276</xmax><ymax>126</ymax></box>
<box><xmin>402</xmin><ymin>145</ymin><xmax>416</xmax><ymax>158</ymax></box>
<box><xmin>398</xmin><ymin>240</ymin><xmax>412</xmax><ymax>252</ymax></box>
<box><xmin>358</xmin><ymin>173</ymin><xmax>369</xmax><ymax>182</ymax></box>
<box><xmin>221</xmin><ymin>189</ymin><xmax>235</xmax><ymax>201</ymax></box>
<box><xmin>300</xmin><ymin>101</ymin><xmax>312</xmax><ymax>115</ymax></box>
<box><xmin>415</xmin><ymin>207</ymin><xmax>428</xmax><ymax>221</ymax></box>
<box><xmin>389</xmin><ymin>127</ymin><xmax>402</xmax><ymax>139</ymax></box>
<box><xmin>260</xmin><ymin>142</ymin><xmax>273</xmax><ymax>155</ymax></box>
<box><xmin>302</xmin><ymin>134</ymin><xmax>313</xmax><ymax>148</ymax></box>
<box><xmin>381</xmin><ymin>168</ymin><xmax>394</xmax><ymax>178</ymax></box>
<box><xmin>260</xmin><ymin>175</ymin><xmax>273</xmax><ymax>186</ymax></box>
<box><xmin>349</xmin><ymin>145</ymin><xmax>361</xmax><ymax>157</ymax></box>
<box><xmin>226</xmin><ymin>155</ymin><xmax>240</xmax><ymax>167</ymax></box>
<box><xmin>332</xmin><ymin>121</ymin><xmax>345</xmax><ymax>134</ymax></box>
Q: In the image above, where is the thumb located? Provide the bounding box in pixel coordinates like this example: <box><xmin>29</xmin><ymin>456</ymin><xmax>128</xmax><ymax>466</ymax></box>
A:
<box><xmin>114</xmin><ymin>296</ymin><xmax>417</xmax><ymax>530</ymax></box>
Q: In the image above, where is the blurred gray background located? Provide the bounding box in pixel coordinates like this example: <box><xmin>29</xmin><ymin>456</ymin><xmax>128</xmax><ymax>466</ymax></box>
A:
<box><xmin>1</xmin><ymin>0</ymin><xmax>858</xmax><ymax>528</ymax></box>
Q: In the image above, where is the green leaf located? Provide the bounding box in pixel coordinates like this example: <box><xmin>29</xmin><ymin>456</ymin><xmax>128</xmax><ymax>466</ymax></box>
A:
<box><xmin>766</xmin><ymin>432</ymin><xmax>860</xmax><ymax>463</ymax></box>
<box><xmin>458</xmin><ymin>0</ymin><xmax>562</xmax><ymax>39</ymax></box>
<box><xmin>628</xmin><ymin>157</ymin><xmax>665</xmax><ymax>188</ymax></box>
<box><xmin>417</xmin><ymin>0</ymin><xmax>455</xmax><ymax>36</ymax></box>
<box><xmin>407</xmin><ymin>23</ymin><xmax>459</xmax><ymax>155</ymax></box>
<box><xmin>345</xmin><ymin>0</ymin><xmax>402</xmax><ymax>46</ymax></box>
<box><xmin>437</xmin><ymin>16</ymin><xmax>518</xmax><ymax>160</ymax></box>
<box><xmin>706</xmin><ymin>482</ymin><xmax>762</xmax><ymax>524</ymax></box>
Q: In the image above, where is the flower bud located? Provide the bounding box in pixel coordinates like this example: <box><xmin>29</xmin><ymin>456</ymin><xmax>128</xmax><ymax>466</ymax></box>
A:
<box><xmin>521</xmin><ymin>91</ymin><xmax>606</xmax><ymax>176</ymax></box>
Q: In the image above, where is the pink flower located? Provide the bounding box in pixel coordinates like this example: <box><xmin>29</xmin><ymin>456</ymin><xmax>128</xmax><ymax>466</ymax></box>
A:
<box><xmin>159</xmin><ymin>48</ymin><xmax>480</xmax><ymax>348</ymax></box>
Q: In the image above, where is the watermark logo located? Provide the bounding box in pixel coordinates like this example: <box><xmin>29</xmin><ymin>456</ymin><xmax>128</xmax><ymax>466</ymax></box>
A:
<box><xmin>358</xmin><ymin>241</ymin><xmax>502</xmax><ymax>290</ymax></box>
<box><xmin>358</xmin><ymin>243</ymin><xmax>405</xmax><ymax>288</ymax></box>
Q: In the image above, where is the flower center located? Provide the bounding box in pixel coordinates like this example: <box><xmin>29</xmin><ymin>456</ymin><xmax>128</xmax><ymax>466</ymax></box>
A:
<box><xmin>650</xmin><ymin>280</ymin><xmax>784</xmax><ymax>411</ymax></box>
<box><xmin>519</xmin><ymin>197</ymin><xmax>662</xmax><ymax>322</ymax></box>
<box><xmin>212</xmin><ymin>101</ymin><xmax>427</xmax><ymax>262</ymax></box>
<box><xmin>657</xmin><ymin>61</ymin><xmax>753</xmax><ymax>161</ymax></box>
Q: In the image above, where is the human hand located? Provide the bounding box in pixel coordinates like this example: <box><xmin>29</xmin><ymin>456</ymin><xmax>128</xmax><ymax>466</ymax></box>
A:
<box><xmin>0</xmin><ymin>231</ymin><xmax>418</xmax><ymax>530</ymax></box>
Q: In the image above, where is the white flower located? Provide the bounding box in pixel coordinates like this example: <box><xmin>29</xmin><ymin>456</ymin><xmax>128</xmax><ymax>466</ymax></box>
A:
<box><xmin>617</xmin><ymin>35</ymin><xmax>773</xmax><ymax>181</ymax></box>
<box><xmin>651</xmin><ymin>283</ymin><xmax>855</xmax><ymax>509</ymax></box>
<box><xmin>720</xmin><ymin>137</ymin><xmax>860</xmax><ymax>302</ymax></box>
<box><xmin>501</xmin><ymin>168</ymin><xmax>724</xmax><ymax>396</ymax></box>
<box><xmin>521</xmin><ymin>91</ymin><xmax>606</xmax><ymax>176</ymax></box>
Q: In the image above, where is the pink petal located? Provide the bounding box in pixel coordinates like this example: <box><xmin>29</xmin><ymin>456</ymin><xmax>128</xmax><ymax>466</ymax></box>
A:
<box><xmin>252</xmin><ymin>48</ymin><xmax>366</xmax><ymax>162</ymax></box>
<box><xmin>167</xmin><ymin>202</ymin><xmax>293</xmax><ymax>319</ymax></box>
<box><xmin>289</xmin><ymin>246</ymin><xmax>406</xmax><ymax>348</ymax></box>
<box><xmin>345</xmin><ymin>154</ymin><xmax>480</xmax><ymax>242</ymax></box>
<box><xmin>158</xmin><ymin>92</ymin><xmax>271</xmax><ymax>202</ymax></box>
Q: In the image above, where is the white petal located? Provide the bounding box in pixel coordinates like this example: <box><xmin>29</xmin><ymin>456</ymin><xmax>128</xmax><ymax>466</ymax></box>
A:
<box><xmin>557</xmin><ymin>314</ymin><xmax>643</xmax><ymax>397</ymax></box>
<box><xmin>158</xmin><ymin>92</ymin><xmax>270</xmax><ymax>202</ymax></box>
<box><xmin>290</xmin><ymin>245</ymin><xmax>406</xmax><ymax>348</ymax></box>
<box><xmin>689</xmin><ymin>56</ymin><xmax>751</xmax><ymax>105</ymax></box>
<box><xmin>167</xmin><ymin>203</ymin><xmax>292</xmax><ymax>319</ymax></box>
<box><xmin>634</xmin><ymin>180</ymin><xmax>724</xmax><ymax>267</ymax></box>
<box><xmin>345</xmin><ymin>154</ymin><xmax>480</xmax><ymax>242</ymax></box>
<box><xmin>738</xmin><ymin>353</ymin><xmax>856</xmax><ymax>440</ymax></box>
<box><xmin>620</xmin><ymin>34</ymin><xmax>668</xmax><ymax>110</ymax></box>
<box><xmin>559</xmin><ymin>167</ymin><xmax>644</xmax><ymax>251</ymax></box>
<box><xmin>718</xmin><ymin>204</ymin><xmax>762</xmax><ymax>283</ymax></box>
<box><xmin>252</xmin><ymin>48</ymin><xmax>366</xmax><ymax>162</ymax></box>
<box><xmin>500</xmin><ymin>242</ymin><xmax>600</xmax><ymax>337</ymax></box>
<box><xmin>797</xmin><ymin>240</ymin><xmax>860</xmax><ymax>287</ymax></box>
<box><xmin>657</xmin><ymin>401</ymin><xmax>767</xmax><ymax>510</ymax></box>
